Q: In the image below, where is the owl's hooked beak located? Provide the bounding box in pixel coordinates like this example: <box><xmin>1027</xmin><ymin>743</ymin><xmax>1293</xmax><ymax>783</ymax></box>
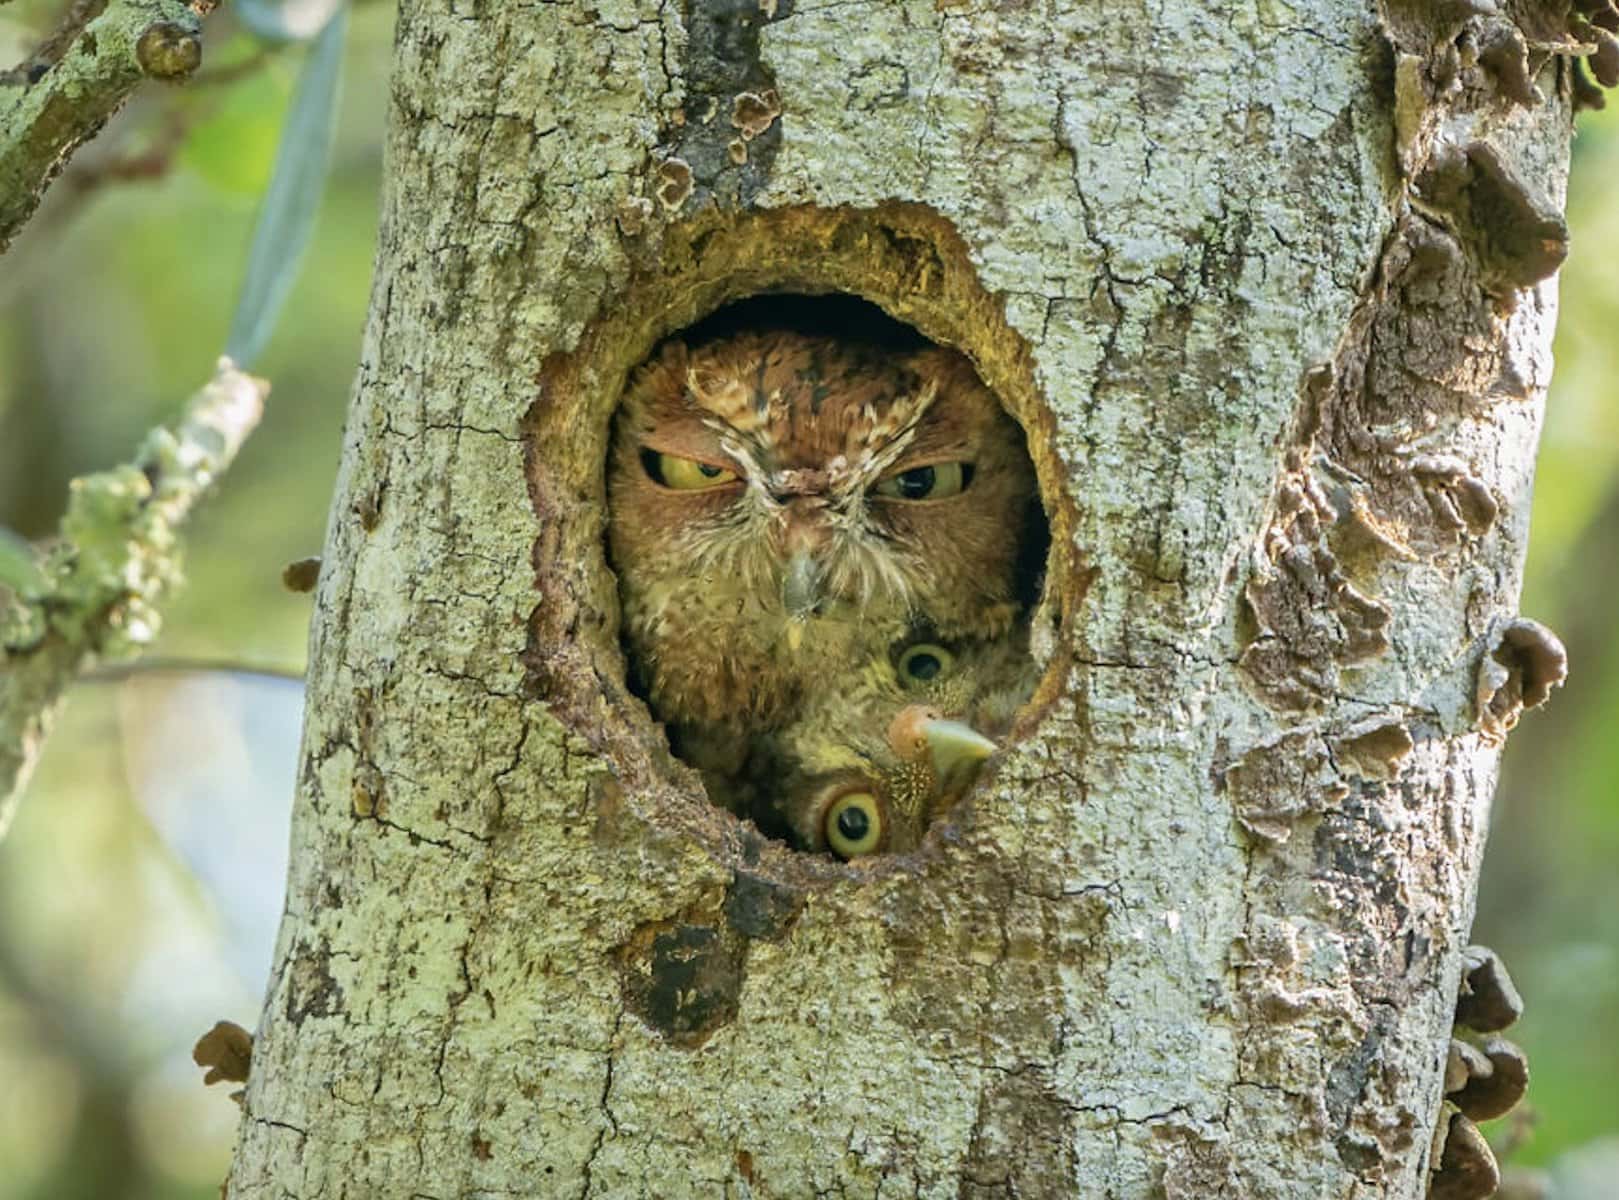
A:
<box><xmin>782</xmin><ymin>549</ymin><xmax>822</xmax><ymax>651</ymax></box>
<box><xmin>921</xmin><ymin>718</ymin><xmax>998</xmax><ymax>788</ymax></box>
<box><xmin>888</xmin><ymin>705</ymin><xmax>999</xmax><ymax>794</ymax></box>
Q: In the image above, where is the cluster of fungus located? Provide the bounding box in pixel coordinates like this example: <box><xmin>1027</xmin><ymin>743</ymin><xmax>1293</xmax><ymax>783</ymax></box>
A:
<box><xmin>1566</xmin><ymin>0</ymin><xmax>1619</xmax><ymax>107</ymax></box>
<box><xmin>1429</xmin><ymin>947</ymin><xmax>1532</xmax><ymax>1199</ymax></box>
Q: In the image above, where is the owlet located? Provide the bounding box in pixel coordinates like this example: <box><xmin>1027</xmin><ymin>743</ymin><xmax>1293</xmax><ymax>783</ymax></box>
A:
<box><xmin>607</xmin><ymin>329</ymin><xmax>1039</xmax><ymax>797</ymax></box>
<box><xmin>759</xmin><ymin>632</ymin><xmax>1037</xmax><ymax>858</ymax></box>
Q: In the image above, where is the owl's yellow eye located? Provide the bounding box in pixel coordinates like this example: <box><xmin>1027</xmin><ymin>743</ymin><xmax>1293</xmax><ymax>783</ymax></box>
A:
<box><xmin>824</xmin><ymin>791</ymin><xmax>884</xmax><ymax>858</ymax></box>
<box><xmin>872</xmin><ymin>461</ymin><xmax>972</xmax><ymax>501</ymax></box>
<box><xmin>641</xmin><ymin>448</ymin><xmax>738</xmax><ymax>490</ymax></box>
<box><xmin>897</xmin><ymin>643</ymin><xmax>955</xmax><ymax>685</ymax></box>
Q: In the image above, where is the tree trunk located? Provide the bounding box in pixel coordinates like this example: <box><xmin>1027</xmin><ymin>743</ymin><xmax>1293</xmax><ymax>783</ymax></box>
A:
<box><xmin>229</xmin><ymin>1</ymin><xmax>1578</xmax><ymax>1194</ymax></box>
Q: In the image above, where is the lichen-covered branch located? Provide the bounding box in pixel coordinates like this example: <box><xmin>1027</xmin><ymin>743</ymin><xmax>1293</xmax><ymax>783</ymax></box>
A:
<box><xmin>0</xmin><ymin>357</ymin><xmax>265</xmax><ymax>835</ymax></box>
<box><xmin>0</xmin><ymin>0</ymin><xmax>206</xmax><ymax>254</ymax></box>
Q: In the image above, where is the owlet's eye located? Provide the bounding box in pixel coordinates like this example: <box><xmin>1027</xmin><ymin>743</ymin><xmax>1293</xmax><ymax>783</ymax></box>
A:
<box><xmin>824</xmin><ymin>791</ymin><xmax>884</xmax><ymax>858</ymax></box>
<box><xmin>897</xmin><ymin>643</ymin><xmax>955</xmax><ymax>685</ymax></box>
<box><xmin>872</xmin><ymin>462</ymin><xmax>973</xmax><ymax>500</ymax></box>
<box><xmin>640</xmin><ymin>448</ymin><xmax>738</xmax><ymax>490</ymax></box>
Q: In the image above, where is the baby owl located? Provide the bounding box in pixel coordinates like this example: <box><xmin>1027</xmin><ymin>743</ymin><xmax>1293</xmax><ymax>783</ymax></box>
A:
<box><xmin>758</xmin><ymin>632</ymin><xmax>1038</xmax><ymax>857</ymax></box>
<box><xmin>607</xmin><ymin>328</ymin><xmax>1039</xmax><ymax>814</ymax></box>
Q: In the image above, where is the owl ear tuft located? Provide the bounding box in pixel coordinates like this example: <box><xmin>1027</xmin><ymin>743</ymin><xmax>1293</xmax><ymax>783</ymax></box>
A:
<box><xmin>687</xmin><ymin>363</ymin><xmax>766</xmax><ymax>431</ymax></box>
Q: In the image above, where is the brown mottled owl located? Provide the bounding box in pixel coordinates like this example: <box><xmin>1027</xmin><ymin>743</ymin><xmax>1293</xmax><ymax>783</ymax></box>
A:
<box><xmin>759</xmin><ymin>631</ymin><xmax>1038</xmax><ymax>858</ymax></box>
<box><xmin>607</xmin><ymin>329</ymin><xmax>1039</xmax><ymax>797</ymax></box>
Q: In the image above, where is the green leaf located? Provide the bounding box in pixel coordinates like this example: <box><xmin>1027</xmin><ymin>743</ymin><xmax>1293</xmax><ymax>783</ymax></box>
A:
<box><xmin>0</xmin><ymin>527</ymin><xmax>45</xmax><ymax>596</ymax></box>
<box><xmin>224</xmin><ymin>7</ymin><xmax>349</xmax><ymax>370</ymax></box>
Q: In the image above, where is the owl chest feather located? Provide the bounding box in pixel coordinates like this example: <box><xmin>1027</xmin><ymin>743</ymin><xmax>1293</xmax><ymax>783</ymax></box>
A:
<box><xmin>626</xmin><ymin>570</ymin><xmax>908</xmax><ymax>728</ymax></box>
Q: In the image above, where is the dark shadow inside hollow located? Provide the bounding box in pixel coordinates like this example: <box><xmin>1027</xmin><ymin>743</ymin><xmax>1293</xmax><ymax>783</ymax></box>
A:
<box><xmin>679</xmin><ymin>293</ymin><xmax>930</xmax><ymax>352</ymax></box>
<box><xmin>604</xmin><ymin>291</ymin><xmax>1051</xmax><ymax>862</ymax></box>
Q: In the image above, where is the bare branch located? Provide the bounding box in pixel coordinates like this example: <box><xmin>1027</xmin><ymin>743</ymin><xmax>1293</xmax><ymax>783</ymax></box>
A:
<box><xmin>83</xmin><ymin>655</ymin><xmax>305</xmax><ymax>683</ymax></box>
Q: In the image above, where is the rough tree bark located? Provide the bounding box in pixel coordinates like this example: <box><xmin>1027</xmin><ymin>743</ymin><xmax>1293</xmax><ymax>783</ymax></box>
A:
<box><xmin>229</xmin><ymin>0</ymin><xmax>1584</xmax><ymax>1195</ymax></box>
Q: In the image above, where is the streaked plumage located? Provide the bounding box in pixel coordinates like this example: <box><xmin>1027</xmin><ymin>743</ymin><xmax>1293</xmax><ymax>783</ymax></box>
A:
<box><xmin>607</xmin><ymin>330</ymin><xmax>1041</xmax><ymax>819</ymax></box>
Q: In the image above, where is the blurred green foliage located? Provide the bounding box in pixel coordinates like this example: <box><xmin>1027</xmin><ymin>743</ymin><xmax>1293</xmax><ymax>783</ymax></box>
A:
<box><xmin>180</xmin><ymin>46</ymin><xmax>291</xmax><ymax>198</ymax></box>
<box><xmin>0</xmin><ymin>6</ymin><xmax>1614</xmax><ymax>1194</ymax></box>
<box><xmin>1476</xmin><ymin>98</ymin><xmax>1619</xmax><ymax>1174</ymax></box>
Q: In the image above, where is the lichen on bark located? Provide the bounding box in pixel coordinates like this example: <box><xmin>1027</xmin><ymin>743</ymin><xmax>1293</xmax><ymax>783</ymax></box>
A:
<box><xmin>0</xmin><ymin>359</ymin><xmax>266</xmax><ymax>834</ymax></box>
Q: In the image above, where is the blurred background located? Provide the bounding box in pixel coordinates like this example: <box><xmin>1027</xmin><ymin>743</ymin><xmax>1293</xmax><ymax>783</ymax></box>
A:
<box><xmin>0</xmin><ymin>4</ymin><xmax>1614</xmax><ymax>1194</ymax></box>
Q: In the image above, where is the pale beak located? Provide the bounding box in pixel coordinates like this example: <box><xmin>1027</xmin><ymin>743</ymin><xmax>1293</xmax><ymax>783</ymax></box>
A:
<box><xmin>782</xmin><ymin>549</ymin><xmax>822</xmax><ymax>633</ymax></box>
<box><xmin>922</xmin><ymin>718</ymin><xmax>998</xmax><ymax>787</ymax></box>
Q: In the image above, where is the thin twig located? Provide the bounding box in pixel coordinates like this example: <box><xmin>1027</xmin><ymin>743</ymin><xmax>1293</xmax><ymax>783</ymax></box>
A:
<box><xmin>84</xmin><ymin>656</ymin><xmax>306</xmax><ymax>684</ymax></box>
<box><xmin>60</xmin><ymin>107</ymin><xmax>190</xmax><ymax>195</ymax></box>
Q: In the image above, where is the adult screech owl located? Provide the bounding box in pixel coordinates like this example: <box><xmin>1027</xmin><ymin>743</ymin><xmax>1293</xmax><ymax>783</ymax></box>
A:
<box><xmin>606</xmin><ymin>330</ymin><xmax>1039</xmax><ymax>799</ymax></box>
